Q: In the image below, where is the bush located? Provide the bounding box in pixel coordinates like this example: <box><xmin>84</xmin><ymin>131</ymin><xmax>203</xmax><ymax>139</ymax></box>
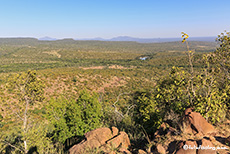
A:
<box><xmin>46</xmin><ymin>90</ymin><xmax>103</xmax><ymax>143</ymax></box>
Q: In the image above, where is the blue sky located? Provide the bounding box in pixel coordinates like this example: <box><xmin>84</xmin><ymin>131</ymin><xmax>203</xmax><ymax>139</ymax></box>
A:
<box><xmin>0</xmin><ymin>0</ymin><xmax>229</xmax><ymax>39</ymax></box>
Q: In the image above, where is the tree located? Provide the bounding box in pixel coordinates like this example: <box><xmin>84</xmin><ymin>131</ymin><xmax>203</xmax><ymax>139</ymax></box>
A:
<box><xmin>181</xmin><ymin>32</ymin><xmax>227</xmax><ymax>123</ymax></box>
<box><xmin>0</xmin><ymin>70</ymin><xmax>54</xmax><ymax>154</ymax></box>
<box><xmin>133</xmin><ymin>91</ymin><xmax>161</xmax><ymax>135</ymax></box>
<box><xmin>46</xmin><ymin>90</ymin><xmax>102</xmax><ymax>145</ymax></box>
<box><xmin>205</xmin><ymin>31</ymin><xmax>230</xmax><ymax>118</ymax></box>
<box><xmin>212</xmin><ymin>31</ymin><xmax>230</xmax><ymax>79</ymax></box>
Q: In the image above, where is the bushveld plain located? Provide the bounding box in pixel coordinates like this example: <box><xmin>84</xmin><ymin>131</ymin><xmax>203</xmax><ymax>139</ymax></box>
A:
<box><xmin>0</xmin><ymin>35</ymin><xmax>229</xmax><ymax>154</ymax></box>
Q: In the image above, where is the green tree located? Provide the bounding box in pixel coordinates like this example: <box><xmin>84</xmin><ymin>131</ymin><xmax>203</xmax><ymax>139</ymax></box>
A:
<box><xmin>208</xmin><ymin>31</ymin><xmax>230</xmax><ymax>110</ymax></box>
<box><xmin>0</xmin><ymin>70</ymin><xmax>54</xmax><ymax>154</ymax></box>
<box><xmin>212</xmin><ymin>31</ymin><xmax>230</xmax><ymax>79</ymax></box>
<box><xmin>47</xmin><ymin>90</ymin><xmax>102</xmax><ymax>144</ymax></box>
<box><xmin>181</xmin><ymin>32</ymin><xmax>228</xmax><ymax>123</ymax></box>
<box><xmin>133</xmin><ymin>91</ymin><xmax>161</xmax><ymax>135</ymax></box>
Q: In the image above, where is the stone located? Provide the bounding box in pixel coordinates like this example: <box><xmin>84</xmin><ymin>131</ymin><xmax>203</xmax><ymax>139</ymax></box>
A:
<box><xmin>84</xmin><ymin>127</ymin><xmax>113</xmax><ymax>144</ymax></box>
<box><xmin>69</xmin><ymin>127</ymin><xmax>131</xmax><ymax>154</ymax></box>
<box><xmin>112</xmin><ymin>126</ymin><xmax>119</xmax><ymax>137</ymax></box>
<box><xmin>119</xmin><ymin>147</ymin><xmax>132</xmax><ymax>154</ymax></box>
<box><xmin>184</xmin><ymin>108</ymin><xmax>216</xmax><ymax>135</ymax></box>
<box><xmin>176</xmin><ymin>140</ymin><xmax>197</xmax><ymax>154</ymax></box>
<box><xmin>138</xmin><ymin>149</ymin><xmax>147</xmax><ymax>154</ymax></box>
<box><xmin>107</xmin><ymin>131</ymin><xmax>131</xmax><ymax>149</ymax></box>
<box><xmin>197</xmin><ymin>138</ymin><xmax>216</xmax><ymax>154</ymax></box>
<box><xmin>156</xmin><ymin>144</ymin><xmax>166</xmax><ymax>154</ymax></box>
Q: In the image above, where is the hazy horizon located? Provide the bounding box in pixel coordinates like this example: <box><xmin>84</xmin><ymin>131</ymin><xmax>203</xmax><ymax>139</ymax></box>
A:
<box><xmin>0</xmin><ymin>35</ymin><xmax>217</xmax><ymax>39</ymax></box>
<box><xmin>0</xmin><ymin>0</ymin><xmax>229</xmax><ymax>39</ymax></box>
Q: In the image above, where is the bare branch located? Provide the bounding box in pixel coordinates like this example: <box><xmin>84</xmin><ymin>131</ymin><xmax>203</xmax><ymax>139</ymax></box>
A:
<box><xmin>125</xmin><ymin>104</ymin><xmax>136</xmax><ymax>116</ymax></box>
<box><xmin>13</xmin><ymin>111</ymin><xmax>23</xmax><ymax>121</ymax></box>
<box><xmin>113</xmin><ymin>92</ymin><xmax>130</xmax><ymax>106</ymax></box>
<box><xmin>112</xmin><ymin>92</ymin><xmax>131</xmax><ymax>118</ymax></box>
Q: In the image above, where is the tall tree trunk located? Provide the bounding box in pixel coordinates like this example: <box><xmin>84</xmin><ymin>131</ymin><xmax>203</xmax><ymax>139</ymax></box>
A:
<box><xmin>23</xmin><ymin>96</ymin><xmax>29</xmax><ymax>154</ymax></box>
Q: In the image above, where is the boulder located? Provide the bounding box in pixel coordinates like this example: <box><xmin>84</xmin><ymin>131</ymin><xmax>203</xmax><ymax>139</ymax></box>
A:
<box><xmin>69</xmin><ymin>127</ymin><xmax>113</xmax><ymax>154</ymax></box>
<box><xmin>107</xmin><ymin>131</ymin><xmax>131</xmax><ymax>149</ymax></box>
<box><xmin>156</xmin><ymin>144</ymin><xmax>166</xmax><ymax>154</ymax></box>
<box><xmin>118</xmin><ymin>147</ymin><xmax>132</xmax><ymax>154</ymax></box>
<box><xmin>183</xmin><ymin>108</ymin><xmax>215</xmax><ymax>135</ymax></box>
<box><xmin>197</xmin><ymin>138</ymin><xmax>216</xmax><ymax>154</ymax></box>
<box><xmin>84</xmin><ymin>127</ymin><xmax>113</xmax><ymax>142</ymax></box>
<box><xmin>112</xmin><ymin>126</ymin><xmax>119</xmax><ymax>137</ymax></box>
<box><xmin>176</xmin><ymin>140</ymin><xmax>197</xmax><ymax>154</ymax></box>
<box><xmin>138</xmin><ymin>149</ymin><xmax>147</xmax><ymax>154</ymax></box>
<box><xmin>69</xmin><ymin>127</ymin><xmax>131</xmax><ymax>154</ymax></box>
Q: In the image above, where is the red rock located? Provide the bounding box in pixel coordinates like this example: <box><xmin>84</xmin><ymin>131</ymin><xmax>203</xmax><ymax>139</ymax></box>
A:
<box><xmin>112</xmin><ymin>126</ymin><xmax>119</xmax><ymax>137</ymax></box>
<box><xmin>197</xmin><ymin>138</ymin><xmax>216</xmax><ymax>154</ymax></box>
<box><xmin>156</xmin><ymin>144</ymin><xmax>166</xmax><ymax>154</ymax></box>
<box><xmin>183</xmin><ymin>108</ymin><xmax>216</xmax><ymax>135</ymax></box>
<box><xmin>138</xmin><ymin>149</ymin><xmax>147</xmax><ymax>154</ymax></box>
<box><xmin>107</xmin><ymin>131</ymin><xmax>131</xmax><ymax>149</ymax></box>
<box><xmin>119</xmin><ymin>147</ymin><xmax>132</xmax><ymax>154</ymax></box>
<box><xmin>176</xmin><ymin>140</ymin><xmax>197</xmax><ymax>154</ymax></box>
<box><xmin>84</xmin><ymin>127</ymin><xmax>113</xmax><ymax>143</ymax></box>
<box><xmin>69</xmin><ymin>127</ymin><xmax>131</xmax><ymax>154</ymax></box>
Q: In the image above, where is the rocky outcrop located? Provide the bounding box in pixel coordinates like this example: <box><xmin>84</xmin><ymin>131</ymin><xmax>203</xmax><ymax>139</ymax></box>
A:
<box><xmin>69</xmin><ymin>108</ymin><xmax>229</xmax><ymax>154</ymax></box>
<box><xmin>197</xmin><ymin>138</ymin><xmax>216</xmax><ymax>154</ymax></box>
<box><xmin>68</xmin><ymin>127</ymin><xmax>131</xmax><ymax>154</ymax></box>
<box><xmin>174</xmin><ymin>138</ymin><xmax>216</xmax><ymax>154</ymax></box>
<box><xmin>176</xmin><ymin>140</ymin><xmax>197</xmax><ymax>154</ymax></box>
<box><xmin>183</xmin><ymin>108</ymin><xmax>216</xmax><ymax>136</ymax></box>
<box><xmin>151</xmin><ymin>108</ymin><xmax>230</xmax><ymax>154</ymax></box>
<box><xmin>106</xmin><ymin>131</ymin><xmax>130</xmax><ymax>149</ymax></box>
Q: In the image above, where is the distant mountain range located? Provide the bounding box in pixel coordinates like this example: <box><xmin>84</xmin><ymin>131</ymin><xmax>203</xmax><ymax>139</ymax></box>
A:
<box><xmin>39</xmin><ymin>36</ymin><xmax>216</xmax><ymax>43</ymax></box>
<box><xmin>38</xmin><ymin>36</ymin><xmax>58</xmax><ymax>41</ymax></box>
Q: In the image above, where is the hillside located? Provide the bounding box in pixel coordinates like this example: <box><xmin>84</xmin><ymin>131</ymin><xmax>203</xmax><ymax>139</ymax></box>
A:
<box><xmin>0</xmin><ymin>36</ymin><xmax>229</xmax><ymax>154</ymax></box>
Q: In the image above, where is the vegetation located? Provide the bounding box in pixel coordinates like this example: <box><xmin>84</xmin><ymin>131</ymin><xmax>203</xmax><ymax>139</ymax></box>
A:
<box><xmin>0</xmin><ymin>33</ymin><xmax>229</xmax><ymax>153</ymax></box>
<box><xmin>46</xmin><ymin>91</ymin><xmax>102</xmax><ymax>144</ymax></box>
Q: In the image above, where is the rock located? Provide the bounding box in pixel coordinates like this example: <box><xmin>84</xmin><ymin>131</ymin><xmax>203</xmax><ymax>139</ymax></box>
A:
<box><xmin>69</xmin><ymin>127</ymin><xmax>131</xmax><ymax>154</ymax></box>
<box><xmin>107</xmin><ymin>131</ymin><xmax>131</xmax><ymax>149</ymax></box>
<box><xmin>184</xmin><ymin>108</ymin><xmax>215</xmax><ymax>135</ymax></box>
<box><xmin>84</xmin><ymin>127</ymin><xmax>113</xmax><ymax>143</ymax></box>
<box><xmin>119</xmin><ymin>147</ymin><xmax>132</xmax><ymax>154</ymax></box>
<box><xmin>197</xmin><ymin>138</ymin><xmax>216</xmax><ymax>154</ymax></box>
<box><xmin>112</xmin><ymin>126</ymin><xmax>119</xmax><ymax>137</ymax></box>
<box><xmin>176</xmin><ymin>140</ymin><xmax>197</xmax><ymax>154</ymax></box>
<box><xmin>68</xmin><ymin>141</ymin><xmax>86</xmax><ymax>154</ymax></box>
<box><xmin>209</xmin><ymin>136</ymin><xmax>216</xmax><ymax>143</ymax></box>
<box><xmin>156</xmin><ymin>144</ymin><xmax>166</xmax><ymax>154</ymax></box>
<box><xmin>138</xmin><ymin>149</ymin><xmax>147</xmax><ymax>154</ymax></box>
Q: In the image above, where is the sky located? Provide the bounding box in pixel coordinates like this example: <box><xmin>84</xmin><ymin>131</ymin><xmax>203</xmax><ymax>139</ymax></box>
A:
<box><xmin>0</xmin><ymin>0</ymin><xmax>229</xmax><ymax>39</ymax></box>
